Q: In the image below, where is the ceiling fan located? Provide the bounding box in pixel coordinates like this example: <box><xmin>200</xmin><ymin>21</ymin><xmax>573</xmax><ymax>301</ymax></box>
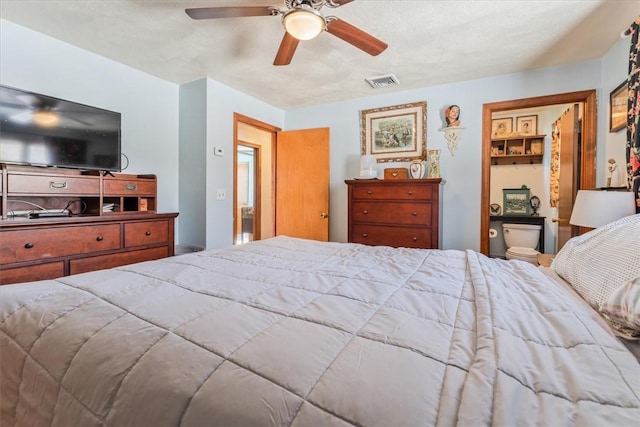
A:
<box><xmin>185</xmin><ymin>0</ymin><xmax>388</xmax><ymax>66</ymax></box>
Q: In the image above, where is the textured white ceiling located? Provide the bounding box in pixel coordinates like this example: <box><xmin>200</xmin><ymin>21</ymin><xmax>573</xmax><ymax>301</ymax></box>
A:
<box><xmin>0</xmin><ymin>1</ymin><xmax>638</xmax><ymax>109</ymax></box>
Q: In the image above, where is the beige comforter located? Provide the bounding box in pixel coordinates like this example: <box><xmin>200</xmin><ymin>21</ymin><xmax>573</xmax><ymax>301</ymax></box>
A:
<box><xmin>1</xmin><ymin>236</ymin><xmax>638</xmax><ymax>426</ymax></box>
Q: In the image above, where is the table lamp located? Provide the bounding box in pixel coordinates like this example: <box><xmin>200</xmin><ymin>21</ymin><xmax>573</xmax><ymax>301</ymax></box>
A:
<box><xmin>569</xmin><ymin>190</ymin><xmax>635</xmax><ymax>228</ymax></box>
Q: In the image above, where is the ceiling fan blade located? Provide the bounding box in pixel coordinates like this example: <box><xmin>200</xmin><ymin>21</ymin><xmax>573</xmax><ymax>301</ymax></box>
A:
<box><xmin>273</xmin><ymin>32</ymin><xmax>300</xmax><ymax>66</ymax></box>
<box><xmin>185</xmin><ymin>6</ymin><xmax>274</xmax><ymax>20</ymax></box>
<box><xmin>326</xmin><ymin>18</ymin><xmax>388</xmax><ymax>56</ymax></box>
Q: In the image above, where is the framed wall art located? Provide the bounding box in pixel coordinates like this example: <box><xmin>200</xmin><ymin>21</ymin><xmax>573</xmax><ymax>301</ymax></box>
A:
<box><xmin>360</xmin><ymin>101</ymin><xmax>427</xmax><ymax>163</ymax></box>
<box><xmin>609</xmin><ymin>80</ymin><xmax>627</xmax><ymax>133</ymax></box>
<box><xmin>515</xmin><ymin>115</ymin><xmax>537</xmax><ymax>135</ymax></box>
<box><xmin>491</xmin><ymin>118</ymin><xmax>512</xmax><ymax>138</ymax></box>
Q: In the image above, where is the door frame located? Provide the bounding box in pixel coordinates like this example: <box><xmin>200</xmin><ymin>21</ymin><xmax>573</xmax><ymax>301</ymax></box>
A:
<box><xmin>233</xmin><ymin>113</ymin><xmax>280</xmax><ymax>244</ymax></box>
<box><xmin>480</xmin><ymin>90</ymin><xmax>597</xmax><ymax>255</ymax></box>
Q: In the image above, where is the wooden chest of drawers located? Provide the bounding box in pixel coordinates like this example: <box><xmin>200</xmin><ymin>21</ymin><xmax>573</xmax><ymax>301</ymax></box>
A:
<box><xmin>0</xmin><ymin>213</ymin><xmax>178</xmax><ymax>285</ymax></box>
<box><xmin>345</xmin><ymin>179</ymin><xmax>442</xmax><ymax>249</ymax></box>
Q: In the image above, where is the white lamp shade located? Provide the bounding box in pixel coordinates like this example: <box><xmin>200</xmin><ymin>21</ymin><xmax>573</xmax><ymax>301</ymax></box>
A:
<box><xmin>569</xmin><ymin>190</ymin><xmax>635</xmax><ymax>228</ymax></box>
<box><xmin>283</xmin><ymin>8</ymin><xmax>325</xmax><ymax>40</ymax></box>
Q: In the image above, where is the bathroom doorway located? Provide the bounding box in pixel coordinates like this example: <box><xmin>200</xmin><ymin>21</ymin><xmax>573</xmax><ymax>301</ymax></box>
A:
<box><xmin>480</xmin><ymin>90</ymin><xmax>597</xmax><ymax>256</ymax></box>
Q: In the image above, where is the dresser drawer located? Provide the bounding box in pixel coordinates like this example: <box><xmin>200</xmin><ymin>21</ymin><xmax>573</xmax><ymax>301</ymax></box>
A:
<box><xmin>351</xmin><ymin>184</ymin><xmax>433</xmax><ymax>201</ymax></box>
<box><xmin>104</xmin><ymin>178</ymin><xmax>156</xmax><ymax>196</ymax></box>
<box><xmin>351</xmin><ymin>224</ymin><xmax>434</xmax><ymax>249</ymax></box>
<box><xmin>0</xmin><ymin>224</ymin><xmax>121</xmax><ymax>263</ymax></box>
<box><xmin>70</xmin><ymin>246</ymin><xmax>168</xmax><ymax>275</ymax></box>
<box><xmin>8</xmin><ymin>174</ymin><xmax>100</xmax><ymax>195</ymax></box>
<box><xmin>0</xmin><ymin>261</ymin><xmax>65</xmax><ymax>285</ymax></box>
<box><xmin>124</xmin><ymin>220</ymin><xmax>169</xmax><ymax>247</ymax></box>
<box><xmin>352</xmin><ymin>201</ymin><xmax>432</xmax><ymax>225</ymax></box>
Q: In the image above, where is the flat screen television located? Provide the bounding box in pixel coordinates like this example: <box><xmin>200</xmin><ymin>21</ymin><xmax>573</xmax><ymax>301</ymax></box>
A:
<box><xmin>0</xmin><ymin>84</ymin><xmax>121</xmax><ymax>172</ymax></box>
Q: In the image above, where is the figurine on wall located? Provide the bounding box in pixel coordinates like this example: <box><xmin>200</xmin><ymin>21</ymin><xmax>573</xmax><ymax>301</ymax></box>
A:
<box><xmin>445</xmin><ymin>105</ymin><xmax>461</xmax><ymax>128</ymax></box>
<box><xmin>607</xmin><ymin>158</ymin><xmax>621</xmax><ymax>187</ymax></box>
<box><xmin>441</xmin><ymin>104</ymin><xmax>463</xmax><ymax>156</ymax></box>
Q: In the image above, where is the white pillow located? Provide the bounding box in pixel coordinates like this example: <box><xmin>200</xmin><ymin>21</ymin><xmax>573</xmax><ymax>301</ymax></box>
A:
<box><xmin>552</xmin><ymin>214</ymin><xmax>640</xmax><ymax>311</ymax></box>
<box><xmin>600</xmin><ymin>277</ymin><xmax>640</xmax><ymax>339</ymax></box>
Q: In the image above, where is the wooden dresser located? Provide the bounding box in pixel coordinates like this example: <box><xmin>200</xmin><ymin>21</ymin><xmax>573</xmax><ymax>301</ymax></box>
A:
<box><xmin>0</xmin><ymin>164</ymin><xmax>178</xmax><ymax>285</ymax></box>
<box><xmin>345</xmin><ymin>178</ymin><xmax>442</xmax><ymax>249</ymax></box>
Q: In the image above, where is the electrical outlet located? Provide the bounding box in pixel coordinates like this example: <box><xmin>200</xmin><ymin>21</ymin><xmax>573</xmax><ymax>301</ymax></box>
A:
<box><xmin>216</xmin><ymin>189</ymin><xmax>226</xmax><ymax>200</ymax></box>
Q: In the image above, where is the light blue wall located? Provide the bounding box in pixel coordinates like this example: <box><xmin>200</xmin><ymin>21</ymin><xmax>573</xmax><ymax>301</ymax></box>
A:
<box><xmin>179</xmin><ymin>79</ymin><xmax>207</xmax><ymax>248</ymax></box>
<box><xmin>203</xmin><ymin>78</ymin><xmax>284</xmax><ymax>249</ymax></box>
<box><xmin>285</xmin><ymin>60</ymin><xmax>607</xmax><ymax>250</ymax></box>
<box><xmin>0</xmin><ymin>19</ymin><xmax>179</xmax><ymax>216</ymax></box>
<box><xmin>1</xmin><ymin>17</ymin><xmax>631</xmax><ymax>251</ymax></box>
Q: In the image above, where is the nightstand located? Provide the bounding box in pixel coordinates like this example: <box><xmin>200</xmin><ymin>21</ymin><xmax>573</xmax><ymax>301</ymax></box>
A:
<box><xmin>537</xmin><ymin>254</ymin><xmax>555</xmax><ymax>268</ymax></box>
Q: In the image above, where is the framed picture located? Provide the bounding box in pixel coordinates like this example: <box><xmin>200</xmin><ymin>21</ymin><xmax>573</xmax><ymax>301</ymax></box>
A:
<box><xmin>360</xmin><ymin>101</ymin><xmax>427</xmax><ymax>163</ymax></box>
<box><xmin>503</xmin><ymin>187</ymin><xmax>531</xmax><ymax>215</ymax></box>
<box><xmin>609</xmin><ymin>80</ymin><xmax>627</xmax><ymax>132</ymax></box>
<box><xmin>491</xmin><ymin>118</ymin><xmax>512</xmax><ymax>138</ymax></box>
<box><xmin>516</xmin><ymin>115</ymin><xmax>537</xmax><ymax>135</ymax></box>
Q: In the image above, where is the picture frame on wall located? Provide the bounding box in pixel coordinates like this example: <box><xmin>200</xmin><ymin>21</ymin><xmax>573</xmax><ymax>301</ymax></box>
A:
<box><xmin>360</xmin><ymin>101</ymin><xmax>427</xmax><ymax>163</ymax></box>
<box><xmin>515</xmin><ymin>115</ymin><xmax>537</xmax><ymax>135</ymax></box>
<box><xmin>609</xmin><ymin>80</ymin><xmax>627</xmax><ymax>133</ymax></box>
<box><xmin>491</xmin><ymin>118</ymin><xmax>512</xmax><ymax>137</ymax></box>
<box><xmin>503</xmin><ymin>186</ymin><xmax>531</xmax><ymax>215</ymax></box>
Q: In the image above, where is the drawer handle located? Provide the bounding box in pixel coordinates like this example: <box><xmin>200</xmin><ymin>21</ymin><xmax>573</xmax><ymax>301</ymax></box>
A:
<box><xmin>96</xmin><ymin>236</ymin><xmax>104</xmax><ymax>242</ymax></box>
<box><xmin>412</xmin><ymin>237</ymin><xmax>418</xmax><ymax>242</ymax></box>
<box><xmin>407</xmin><ymin>191</ymin><xmax>413</xmax><ymax>195</ymax></box>
<box><xmin>125</xmin><ymin>184</ymin><xmax>137</xmax><ymax>191</ymax></box>
<box><xmin>24</xmin><ymin>242</ymin><xmax>34</xmax><ymax>249</ymax></box>
<box><xmin>362</xmin><ymin>233</ymin><xmax>368</xmax><ymax>238</ymax></box>
<box><xmin>412</xmin><ymin>212</ymin><xmax>418</xmax><ymax>216</ymax></box>
<box><xmin>367</xmin><ymin>190</ymin><xmax>373</xmax><ymax>195</ymax></box>
<box><xmin>145</xmin><ymin>231</ymin><xmax>152</xmax><ymax>236</ymax></box>
<box><xmin>49</xmin><ymin>181</ymin><xmax>68</xmax><ymax>189</ymax></box>
<box><xmin>392</xmin><ymin>172</ymin><xmax>398</xmax><ymax>177</ymax></box>
<box><xmin>362</xmin><ymin>210</ymin><xmax>368</xmax><ymax>215</ymax></box>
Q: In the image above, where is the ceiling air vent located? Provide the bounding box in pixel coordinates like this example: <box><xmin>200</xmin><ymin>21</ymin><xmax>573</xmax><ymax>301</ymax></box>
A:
<box><xmin>365</xmin><ymin>74</ymin><xmax>400</xmax><ymax>89</ymax></box>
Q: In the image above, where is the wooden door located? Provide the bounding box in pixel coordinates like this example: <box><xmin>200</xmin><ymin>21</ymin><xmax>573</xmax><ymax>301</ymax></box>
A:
<box><xmin>556</xmin><ymin>104</ymin><xmax>580</xmax><ymax>251</ymax></box>
<box><xmin>275</xmin><ymin>128</ymin><xmax>330</xmax><ymax>241</ymax></box>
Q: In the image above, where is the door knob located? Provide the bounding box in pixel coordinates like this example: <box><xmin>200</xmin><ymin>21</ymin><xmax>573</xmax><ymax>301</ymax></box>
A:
<box><xmin>551</xmin><ymin>218</ymin><xmax>567</xmax><ymax>223</ymax></box>
<box><xmin>320</xmin><ymin>212</ymin><xmax>328</xmax><ymax>219</ymax></box>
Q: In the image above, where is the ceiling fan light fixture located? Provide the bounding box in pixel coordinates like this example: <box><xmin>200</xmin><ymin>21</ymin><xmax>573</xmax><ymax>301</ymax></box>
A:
<box><xmin>32</xmin><ymin>110</ymin><xmax>59</xmax><ymax>127</ymax></box>
<box><xmin>283</xmin><ymin>7</ymin><xmax>325</xmax><ymax>40</ymax></box>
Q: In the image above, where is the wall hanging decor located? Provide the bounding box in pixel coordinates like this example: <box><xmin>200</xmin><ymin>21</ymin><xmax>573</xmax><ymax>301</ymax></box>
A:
<box><xmin>609</xmin><ymin>80</ymin><xmax>627</xmax><ymax>133</ymax></box>
<box><xmin>360</xmin><ymin>101</ymin><xmax>427</xmax><ymax>163</ymax></box>
<box><xmin>441</xmin><ymin>104</ymin><xmax>462</xmax><ymax>156</ymax></box>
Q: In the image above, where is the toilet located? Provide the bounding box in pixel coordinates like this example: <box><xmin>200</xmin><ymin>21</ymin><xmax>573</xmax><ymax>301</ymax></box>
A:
<box><xmin>502</xmin><ymin>223</ymin><xmax>542</xmax><ymax>264</ymax></box>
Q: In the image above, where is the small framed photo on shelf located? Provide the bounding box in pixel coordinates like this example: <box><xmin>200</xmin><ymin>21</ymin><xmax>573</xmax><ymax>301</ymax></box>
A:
<box><xmin>515</xmin><ymin>115</ymin><xmax>537</xmax><ymax>135</ymax></box>
<box><xmin>491</xmin><ymin>118</ymin><xmax>512</xmax><ymax>137</ymax></box>
<box><xmin>609</xmin><ymin>81</ymin><xmax>626</xmax><ymax>133</ymax></box>
<box><xmin>503</xmin><ymin>186</ymin><xmax>531</xmax><ymax>215</ymax></box>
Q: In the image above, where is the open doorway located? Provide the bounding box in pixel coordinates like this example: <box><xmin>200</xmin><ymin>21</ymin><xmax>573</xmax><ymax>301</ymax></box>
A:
<box><xmin>480</xmin><ymin>90</ymin><xmax>597</xmax><ymax>256</ymax></box>
<box><xmin>233</xmin><ymin>113</ymin><xmax>279</xmax><ymax>245</ymax></box>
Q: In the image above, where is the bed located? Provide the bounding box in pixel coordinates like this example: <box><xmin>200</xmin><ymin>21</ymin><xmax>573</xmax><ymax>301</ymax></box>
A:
<box><xmin>1</xmin><ymin>216</ymin><xmax>639</xmax><ymax>426</ymax></box>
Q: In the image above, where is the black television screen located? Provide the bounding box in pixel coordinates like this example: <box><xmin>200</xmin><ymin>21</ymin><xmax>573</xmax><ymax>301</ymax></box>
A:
<box><xmin>0</xmin><ymin>85</ymin><xmax>121</xmax><ymax>171</ymax></box>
